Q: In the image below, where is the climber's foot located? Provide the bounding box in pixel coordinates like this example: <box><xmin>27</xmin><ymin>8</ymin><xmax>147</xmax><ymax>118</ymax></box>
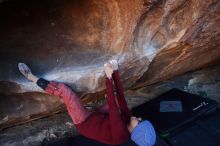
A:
<box><xmin>18</xmin><ymin>63</ymin><xmax>39</xmax><ymax>83</ymax></box>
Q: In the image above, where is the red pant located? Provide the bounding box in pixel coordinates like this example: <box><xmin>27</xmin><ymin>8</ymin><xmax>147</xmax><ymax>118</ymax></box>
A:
<box><xmin>44</xmin><ymin>70</ymin><xmax>131</xmax><ymax>145</ymax></box>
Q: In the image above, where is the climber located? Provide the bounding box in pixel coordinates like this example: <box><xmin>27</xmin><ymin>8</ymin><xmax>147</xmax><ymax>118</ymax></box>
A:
<box><xmin>18</xmin><ymin>60</ymin><xmax>156</xmax><ymax>146</ymax></box>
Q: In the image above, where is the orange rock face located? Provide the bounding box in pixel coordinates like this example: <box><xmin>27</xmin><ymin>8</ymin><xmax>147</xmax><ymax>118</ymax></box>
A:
<box><xmin>0</xmin><ymin>0</ymin><xmax>220</xmax><ymax>129</ymax></box>
<box><xmin>134</xmin><ymin>0</ymin><xmax>220</xmax><ymax>87</ymax></box>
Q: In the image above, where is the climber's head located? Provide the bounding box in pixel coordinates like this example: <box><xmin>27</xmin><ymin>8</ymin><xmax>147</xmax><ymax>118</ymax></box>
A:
<box><xmin>128</xmin><ymin>116</ymin><xmax>156</xmax><ymax>146</ymax></box>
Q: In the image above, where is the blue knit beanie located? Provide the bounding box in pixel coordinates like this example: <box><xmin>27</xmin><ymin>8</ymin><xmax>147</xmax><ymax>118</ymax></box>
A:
<box><xmin>131</xmin><ymin>120</ymin><xmax>156</xmax><ymax>146</ymax></box>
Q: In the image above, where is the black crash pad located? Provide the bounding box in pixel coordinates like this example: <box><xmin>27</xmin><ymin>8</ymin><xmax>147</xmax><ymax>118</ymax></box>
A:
<box><xmin>196</xmin><ymin>110</ymin><xmax>220</xmax><ymax>139</ymax></box>
<box><xmin>131</xmin><ymin>88</ymin><xmax>218</xmax><ymax>135</ymax></box>
<box><xmin>48</xmin><ymin>135</ymin><xmax>169</xmax><ymax>146</ymax></box>
<box><xmin>167</xmin><ymin>123</ymin><xmax>220</xmax><ymax>146</ymax></box>
<box><xmin>167</xmin><ymin>110</ymin><xmax>220</xmax><ymax>146</ymax></box>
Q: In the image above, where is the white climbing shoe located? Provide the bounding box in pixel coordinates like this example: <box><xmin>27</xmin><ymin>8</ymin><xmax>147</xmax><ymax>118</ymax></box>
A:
<box><xmin>18</xmin><ymin>62</ymin><xmax>32</xmax><ymax>79</ymax></box>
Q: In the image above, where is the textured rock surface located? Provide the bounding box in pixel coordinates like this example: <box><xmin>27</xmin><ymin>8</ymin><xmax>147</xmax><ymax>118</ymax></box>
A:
<box><xmin>0</xmin><ymin>0</ymin><xmax>145</xmax><ymax>93</ymax></box>
<box><xmin>134</xmin><ymin>0</ymin><xmax>220</xmax><ymax>87</ymax></box>
<box><xmin>0</xmin><ymin>65</ymin><xmax>219</xmax><ymax>146</ymax></box>
<box><xmin>0</xmin><ymin>0</ymin><xmax>220</xmax><ymax>130</ymax></box>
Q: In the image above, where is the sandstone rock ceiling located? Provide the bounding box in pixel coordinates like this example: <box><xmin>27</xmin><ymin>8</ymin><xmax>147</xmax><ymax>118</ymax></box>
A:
<box><xmin>0</xmin><ymin>0</ymin><xmax>220</xmax><ymax>129</ymax></box>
